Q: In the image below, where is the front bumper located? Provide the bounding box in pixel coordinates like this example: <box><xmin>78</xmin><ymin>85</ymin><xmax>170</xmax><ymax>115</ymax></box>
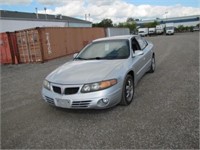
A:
<box><xmin>42</xmin><ymin>83</ymin><xmax>122</xmax><ymax>109</ymax></box>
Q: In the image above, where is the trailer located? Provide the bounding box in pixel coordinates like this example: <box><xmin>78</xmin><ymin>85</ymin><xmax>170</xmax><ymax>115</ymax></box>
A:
<box><xmin>138</xmin><ymin>28</ymin><xmax>148</xmax><ymax>36</ymax></box>
<box><xmin>148</xmin><ymin>28</ymin><xmax>156</xmax><ymax>36</ymax></box>
<box><xmin>156</xmin><ymin>25</ymin><xmax>164</xmax><ymax>35</ymax></box>
<box><xmin>165</xmin><ymin>23</ymin><xmax>175</xmax><ymax>35</ymax></box>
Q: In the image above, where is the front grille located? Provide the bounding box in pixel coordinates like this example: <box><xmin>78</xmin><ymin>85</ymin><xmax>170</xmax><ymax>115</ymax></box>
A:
<box><xmin>64</xmin><ymin>87</ymin><xmax>79</xmax><ymax>95</ymax></box>
<box><xmin>72</xmin><ymin>100</ymin><xmax>91</xmax><ymax>108</ymax></box>
<box><xmin>45</xmin><ymin>96</ymin><xmax>55</xmax><ymax>105</ymax></box>
<box><xmin>52</xmin><ymin>86</ymin><xmax>61</xmax><ymax>94</ymax></box>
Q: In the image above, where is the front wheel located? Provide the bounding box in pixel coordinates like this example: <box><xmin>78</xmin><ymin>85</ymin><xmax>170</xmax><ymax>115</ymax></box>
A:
<box><xmin>148</xmin><ymin>56</ymin><xmax>156</xmax><ymax>73</ymax></box>
<box><xmin>120</xmin><ymin>74</ymin><xmax>134</xmax><ymax>106</ymax></box>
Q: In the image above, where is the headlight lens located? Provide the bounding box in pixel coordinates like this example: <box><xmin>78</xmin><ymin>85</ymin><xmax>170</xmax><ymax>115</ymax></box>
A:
<box><xmin>81</xmin><ymin>79</ymin><xmax>117</xmax><ymax>93</ymax></box>
<box><xmin>43</xmin><ymin>80</ymin><xmax>51</xmax><ymax>90</ymax></box>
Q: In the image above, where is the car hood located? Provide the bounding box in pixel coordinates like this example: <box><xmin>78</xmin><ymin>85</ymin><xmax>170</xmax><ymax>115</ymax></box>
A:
<box><xmin>46</xmin><ymin>60</ymin><xmax>124</xmax><ymax>84</ymax></box>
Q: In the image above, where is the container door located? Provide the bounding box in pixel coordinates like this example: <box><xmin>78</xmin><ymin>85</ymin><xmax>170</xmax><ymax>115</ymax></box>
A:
<box><xmin>7</xmin><ymin>32</ymin><xmax>19</xmax><ymax>64</ymax></box>
<box><xmin>26</xmin><ymin>30</ymin><xmax>42</xmax><ymax>62</ymax></box>
<box><xmin>16</xmin><ymin>30</ymin><xmax>42</xmax><ymax>63</ymax></box>
<box><xmin>0</xmin><ymin>33</ymin><xmax>12</xmax><ymax>64</ymax></box>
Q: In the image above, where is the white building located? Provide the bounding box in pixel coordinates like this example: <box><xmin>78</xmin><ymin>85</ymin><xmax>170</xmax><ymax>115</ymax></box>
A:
<box><xmin>0</xmin><ymin>10</ymin><xmax>92</xmax><ymax>33</ymax></box>
<box><xmin>136</xmin><ymin>15</ymin><xmax>200</xmax><ymax>28</ymax></box>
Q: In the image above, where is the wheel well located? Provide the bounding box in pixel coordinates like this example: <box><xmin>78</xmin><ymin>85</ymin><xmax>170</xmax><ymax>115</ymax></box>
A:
<box><xmin>127</xmin><ymin>71</ymin><xmax>134</xmax><ymax>82</ymax></box>
<box><xmin>152</xmin><ymin>53</ymin><xmax>155</xmax><ymax>58</ymax></box>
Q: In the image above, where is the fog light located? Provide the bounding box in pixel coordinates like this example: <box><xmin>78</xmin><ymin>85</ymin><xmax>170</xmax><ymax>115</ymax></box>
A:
<box><xmin>102</xmin><ymin>98</ymin><xmax>109</xmax><ymax>104</ymax></box>
<box><xmin>97</xmin><ymin>98</ymin><xmax>109</xmax><ymax>107</ymax></box>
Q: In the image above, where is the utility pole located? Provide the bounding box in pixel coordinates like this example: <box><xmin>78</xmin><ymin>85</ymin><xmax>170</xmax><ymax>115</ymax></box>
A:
<box><xmin>35</xmin><ymin>8</ymin><xmax>39</xmax><ymax>19</ymax></box>
<box><xmin>165</xmin><ymin>11</ymin><xmax>168</xmax><ymax>19</ymax></box>
<box><xmin>44</xmin><ymin>7</ymin><xmax>47</xmax><ymax>20</ymax></box>
<box><xmin>85</xmin><ymin>14</ymin><xmax>90</xmax><ymax>21</ymax></box>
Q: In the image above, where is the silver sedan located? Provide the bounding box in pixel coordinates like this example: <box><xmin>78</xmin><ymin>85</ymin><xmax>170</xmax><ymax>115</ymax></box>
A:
<box><xmin>42</xmin><ymin>35</ymin><xmax>155</xmax><ymax>109</ymax></box>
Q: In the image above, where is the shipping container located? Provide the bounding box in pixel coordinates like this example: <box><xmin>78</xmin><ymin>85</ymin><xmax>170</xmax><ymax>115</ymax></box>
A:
<box><xmin>15</xmin><ymin>27</ymin><xmax>106</xmax><ymax>63</ymax></box>
<box><xmin>16</xmin><ymin>29</ymin><xmax>43</xmax><ymax>63</ymax></box>
<box><xmin>7</xmin><ymin>32</ymin><xmax>20</xmax><ymax>64</ymax></box>
<box><xmin>0</xmin><ymin>32</ymin><xmax>19</xmax><ymax>64</ymax></box>
<box><xmin>106</xmin><ymin>27</ymin><xmax>130</xmax><ymax>37</ymax></box>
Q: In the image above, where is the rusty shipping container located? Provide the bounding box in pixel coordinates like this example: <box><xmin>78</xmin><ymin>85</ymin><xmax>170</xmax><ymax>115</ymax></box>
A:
<box><xmin>0</xmin><ymin>32</ymin><xmax>19</xmax><ymax>64</ymax></box>
<box><xmin>40</xmin><ymin>27</ymin><xmax>106</xmax><ymax>61</ymax></box>
<box><xmin>16</xmin><ymin>29</ymin><xmax>43</xmax><ymax>63</ymax></box>
<box><xmin>15</xmin><ymin>27</ymin><xmax>106</xmax><ymax>63</ymax></box>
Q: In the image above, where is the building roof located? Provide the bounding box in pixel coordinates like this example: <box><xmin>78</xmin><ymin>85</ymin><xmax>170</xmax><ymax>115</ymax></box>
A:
<box><xmin>0</xmin><ymin>10</ymin><xmax>91</xmax><ymax>24</ymax></box>
<box><xmin>136</xmin><ymin>15</ymin><xmax>200</xmax><ymax>24</ymax></box>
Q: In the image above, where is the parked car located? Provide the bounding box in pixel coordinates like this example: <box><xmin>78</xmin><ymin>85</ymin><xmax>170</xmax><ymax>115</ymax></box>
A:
<box><xmin>42</xmin><ymin>35</ymin><xmax>155</xmax><ymax>109</ymax></box>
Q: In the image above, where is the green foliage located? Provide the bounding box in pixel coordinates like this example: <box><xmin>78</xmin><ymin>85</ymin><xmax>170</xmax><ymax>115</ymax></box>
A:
<box><xmin>92</xmin><ymin>18</ymin><xmax>113</xmax><ymax>27</ymax></box>
<box><xmin>126</xmin><ymin>17</ymin><xmax>135</xmax><ymax>23</ymax></box>
<box><xmin>176</xmin><ymin>25</ymin><xmax>194</xmax><ymax>32</ymax></box>
<box><xmin>143</xmin><ymin>21</ymin><xmax>159</xmax><ymax>28</ymax></box>
<box><xmin>116</xmin><ymin>18</ymin><xmax>137</xmax><ymax>32</ymax></box>
<box><xmin>92</xmin><ymin>17</ymin><xmax>137</xmax><ymax>33</ymax></box>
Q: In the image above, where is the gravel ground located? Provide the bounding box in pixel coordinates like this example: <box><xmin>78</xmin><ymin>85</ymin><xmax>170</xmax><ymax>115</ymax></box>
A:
<box><xmin>1</xmin><ymin>32</ymin><xmax>199</xmax><ymax>149</ymax></box>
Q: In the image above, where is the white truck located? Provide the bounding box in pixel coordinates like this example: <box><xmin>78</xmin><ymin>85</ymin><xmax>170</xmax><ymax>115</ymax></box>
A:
<box><xmin>156</xmin><ymin>25</ymin><xmax>164</xmax><ymax>35</ymax></box>
<box><xmin>148</xmin><ymin>28</ymin><xmax>156</xmax><ymax>36</ymax></box>
<box><xmin>138</xmin><ymin>28</ymin><xmax>148</xmax><ymax>36</ymax></box>
<box><xmin>165</xmin><ymin>23</ymin><xmax>175</xmax><ymax>35</ymax></box>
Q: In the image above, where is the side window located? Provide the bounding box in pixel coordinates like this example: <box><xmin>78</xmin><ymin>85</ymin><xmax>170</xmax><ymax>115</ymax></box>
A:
<box><xmin>131</xmin><ymin>38</ymin><xmax>141</xmax><ymax>51</ymax></box>
<box><xmin>135</xmin><ymin>36</ymin><xmax>148</xmax><ymax>50</ymax></box>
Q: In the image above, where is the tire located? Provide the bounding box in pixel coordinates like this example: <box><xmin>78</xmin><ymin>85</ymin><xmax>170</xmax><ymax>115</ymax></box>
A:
<box><xmin>120</xmin><ymin>74</ymin><xmax>134</xmax><ymax>106</ymax></box>
<box><xmin>148</xmin><ymin>56</ymin><xmax>156</xmax><ymax>73</ymax></box>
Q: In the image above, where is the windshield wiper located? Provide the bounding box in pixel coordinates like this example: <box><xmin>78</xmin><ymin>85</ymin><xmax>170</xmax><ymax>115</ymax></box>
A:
<box><xmin>87</xmin><ymin>57</ymin><xmax>103</xmax><ymax>60</ymax></box>
<box><xmin>76</xmin><ymin>57</ymin><xmax>105</xmax><ymax>60</ymax></box>
<box><xmin>75</xmin><ymin>57</ymin><xmax>88</xmax><ymax>60</ymax></box>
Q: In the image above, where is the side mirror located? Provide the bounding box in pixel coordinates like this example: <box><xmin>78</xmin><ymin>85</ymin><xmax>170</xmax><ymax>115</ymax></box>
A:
<box><xmin>132</xmin><ymin>50</ymin><xmax>144</xmax><ymax>57</ymax></box>
<box><xmin>73</xmin><ymin>53</ymin><xmax>78</xmax><ymax>58</ymax></box>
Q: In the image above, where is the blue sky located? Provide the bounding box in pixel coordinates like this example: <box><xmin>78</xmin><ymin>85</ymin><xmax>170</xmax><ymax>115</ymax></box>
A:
<box><xmin>1</xmin><ymin>0</ymin><xmax>199</xmax><ymax>13</ymax></box>
<box><xmin>125</xmin><ymin>0</ymin><xmax>199</xmax><ymax>7</ymax></box>
<box><xmin>0</xmin><ymin>0</ymin><xmax>199</xmax><ymax>23</ymax></box>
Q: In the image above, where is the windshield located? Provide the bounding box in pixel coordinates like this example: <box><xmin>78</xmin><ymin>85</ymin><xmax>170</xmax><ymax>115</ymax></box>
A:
<box><xmin>76</xmin><ymin>40</ymin><xmax>130</xmax><ymax>60</ymax></box>
<box><xmin>166</xmin><ymin>27</ymin><xmax>174</xmax><ymax>30</ymax></box>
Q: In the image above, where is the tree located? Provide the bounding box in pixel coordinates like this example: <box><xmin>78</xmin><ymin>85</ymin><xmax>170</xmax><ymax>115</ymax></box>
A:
<box><xmin>92</xmin><ymin>18</ymin><xmax>113</xmax><ymax>27</ymax></box>
<box><xmin>126</xmin><ymin>17</ymin><xmax>135</xmax><ymax>23</ymax></box>
<box><xmin>177</xmin><ymin>25</ymin><xmax>184</xmax><ymax>32</ymax></box>
<box><xmin>117</xmin><ymin>21</ymin><xmax>136</xmax><ymax>33</ymax></box>
<box><xmin>143</xmin><ymin>21</ymin><xmax>159</xmax><ymax>28</ymax></box>
<box><xmin>100</xmin><ymin>18</ymin><xmax>113</xmax><ymax>27</ymax></box>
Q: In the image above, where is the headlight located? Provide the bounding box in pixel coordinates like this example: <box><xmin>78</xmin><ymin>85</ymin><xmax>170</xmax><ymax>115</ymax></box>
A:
<box><xmin>43</xmin><ymin>80</ymin><xmax>51</xmax><ymax>90</ymax></box>
<box><xmin>81</xmin><ymin>79</ymin><xmax>117</xmax><ymax>93</ymax></box>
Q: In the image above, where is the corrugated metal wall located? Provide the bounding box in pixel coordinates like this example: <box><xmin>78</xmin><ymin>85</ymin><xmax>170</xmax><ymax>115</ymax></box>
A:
<box><xmin>16</xmin><ymin>29</ymin><xmax>43</xmax><ymax>63</ymax></box>
<box><xmin>106</xmin><ymin>28</ymin><xmax>130</xmax><ymax>37</ymax></box>
<box><xmin>0</xmin><ymin>32</ymin><xmax>19</xmax><ymax>64</ymax></box>
<box><xmin>0</xmin><ymin>33</ymin><xmax>12</xmax><ymax>64</ymax></box>
<box><xmin>1</xmin><ymin>27</ymin><xmax>129</xmax><ymax>64</ymax></box>
<box><xmin>15</xmin><ymin>27</ymin><xmax>106</xmax><ymax>63</ymax></box>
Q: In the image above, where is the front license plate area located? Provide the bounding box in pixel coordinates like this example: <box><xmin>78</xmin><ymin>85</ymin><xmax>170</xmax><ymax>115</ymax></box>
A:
<box><xmin>56</xmin><ymin>98</ymin><xmax>71</xmax><ymax>108</ymax></box>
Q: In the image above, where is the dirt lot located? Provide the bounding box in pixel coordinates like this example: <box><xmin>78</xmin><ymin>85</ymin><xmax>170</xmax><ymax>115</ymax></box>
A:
<box><xmin>1</xmin><ymin>32</ymin><xmax>199</xmax><ymax>149</ymax></box>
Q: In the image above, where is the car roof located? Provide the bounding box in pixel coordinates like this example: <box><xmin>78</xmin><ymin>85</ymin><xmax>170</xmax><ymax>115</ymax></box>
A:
<box><xmin>93</xmin><ymin>35</ymin><xmax>138</xmax><ymax>42</ymax></box>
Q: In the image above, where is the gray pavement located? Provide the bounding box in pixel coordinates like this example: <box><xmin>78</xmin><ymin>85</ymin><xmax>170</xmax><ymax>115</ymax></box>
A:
<box><xmin>1</xmin><ymin>32</ymin><xmax>199</xmax><ymax>149</ymax></box>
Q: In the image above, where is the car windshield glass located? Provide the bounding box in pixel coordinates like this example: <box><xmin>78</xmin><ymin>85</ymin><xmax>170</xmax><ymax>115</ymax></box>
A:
<box><xmin>166</xmin><ymin>27</ymin><xmax>174</xmax><ymax>30</ymax></box>
<box><xmin>76</xmin><ymin>40</ymin><xmax>130</xmax><ymax>60</ymax></box>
